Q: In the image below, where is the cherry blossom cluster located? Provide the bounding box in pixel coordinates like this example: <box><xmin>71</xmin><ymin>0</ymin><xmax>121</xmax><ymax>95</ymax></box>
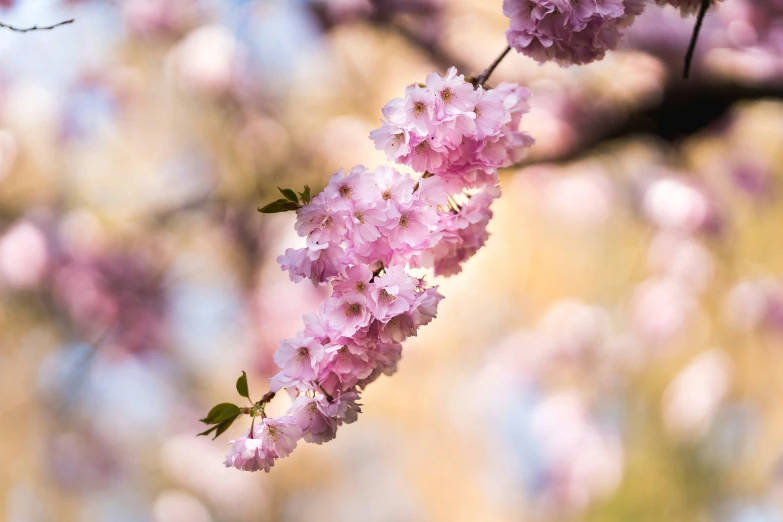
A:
<box><xmin>502</xmin><ymin>0</ymin><xmax>646</xmax><ymax>66</ymax></box>
<box><xmin>225</xmin><ymin>259</ymin><xmax>443</xmax><ymax>471</ymax></box>
<box><xmin>370</xmin><ymin>68</ymin><xmax>533</xmax><ymax>190</ymax></box>
<box><xmin>221</xmin><ymin>68</ymin><xmax>533</xmax><ymax>472</ymax></box>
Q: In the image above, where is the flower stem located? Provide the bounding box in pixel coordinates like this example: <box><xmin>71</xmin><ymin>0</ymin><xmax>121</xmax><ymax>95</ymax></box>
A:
<box><xmin>475</xmin><ymin>46</ymin><xmax>512</xmax><ymax>87</ymax></box>
<box><xmin>248</xmin><ymin>391</ymin><xmax>276</xmax><ymax>438</ymax></box>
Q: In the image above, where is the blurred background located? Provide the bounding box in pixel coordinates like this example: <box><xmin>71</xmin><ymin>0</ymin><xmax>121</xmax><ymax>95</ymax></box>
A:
<box><xmin>1</xmin><ymin>0</ymin><xmax>783</xmax><ymax>521</ymax></box>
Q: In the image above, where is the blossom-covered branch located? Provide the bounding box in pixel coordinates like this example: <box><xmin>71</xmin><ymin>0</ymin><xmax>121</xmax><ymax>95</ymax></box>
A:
<box><xmin>500</xmin><ymin>0</ymin><xmax>723</xmax><ymax>78</ymax></box>
<box><xmin>205</xmin><ymin>67</ymin><xmax>534</xmax><ymax>472</ymax></box>
<box><xmin>202</xmin><ymin>0</ymin><xmax>742</xmax><ymax>474</ymax></box>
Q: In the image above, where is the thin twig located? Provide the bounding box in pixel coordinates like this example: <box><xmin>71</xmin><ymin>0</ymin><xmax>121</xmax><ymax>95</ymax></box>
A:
<box><xmin>247</xmin><ymin>391</ymin><xmax>275</xmax><ymax>438</ymax></box>
<box><xmin>0</xmin><ymin>18</ymin><xmax>74</xmax><ymax>33</ymax></box>
<box><xmin>259</xmin><ymin>391</ymin><xmax>276</xmax><ymax>404</ymax></box>
<box><xmin>683</xmin><ymin>0</ymin><xmax>710</xmax><ymax>79</ymax></box>
<box><xmin>475</xmin><ymin>45</ymin><xmax>512</xmax><ymax>87</ymax></box>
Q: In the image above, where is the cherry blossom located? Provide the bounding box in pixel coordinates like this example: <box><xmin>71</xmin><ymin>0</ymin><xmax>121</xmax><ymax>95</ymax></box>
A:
<box><xmin>371</xmin><ymin>68</ymin><xmax>534</xmax><ymax>190</ymax></box>
<box><xmin>502</xmin><ymin>0</ymin><xmax>645</xmax><ymax>66</ymax></box>
<box><xmin>223</xmin><ymin>433</ymin><xmax>275</xmax><ymax>472</ymax></box>
<box><xmin>225</xmin><ymin>66</ymin><xmax>532</xmax><ymax>472</ymax></box>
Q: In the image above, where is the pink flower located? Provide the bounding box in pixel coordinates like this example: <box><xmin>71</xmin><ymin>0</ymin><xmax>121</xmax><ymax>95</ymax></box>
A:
<box><xmin>642</xmin><ymin>176</ymin><xmax>717</xmax><ymax>234</ymax></box>
<box><xmin>273</xmin><ymin>336</ymin><xmax>325</xmax><ymax>382</ymax></box>
<box><xmin>225</xmin><ymin>65</ymin><xmax>533</xmax><ymax>472</ymax></box>
<box><xmin>372</xmin><ymin>165</ymin><xmax>416</xmax><ymax>215</ymax></box>
<box><xmin>426</xmin><ymin>184</ymin><xmax>500</xmax><ymax>276</ymax></box>
<box><xmin>359</xmin><ymin>341</ymin><xmax>403</xmax><ymax>387</ymax></box>
<box><xmin>385</xmin><ymin>206</ymin><xmax>432</xmax><ymax>250</ymax></box>
<box><xmin>322</xmin><ymin>165</ymin><xmax>376</xmax><ymax>210</ymax></box>
<box><xmin>224</xmin><ymin>432</ymin><xmax>275</xmax><ymax>472</ymax></box>
<box><xmin>295</xmin><ymin>199</ymin><xmax>348</xmax><ymax>245</ymax></box>
<box><xmin>288</xmin><ymin>394</ymin><xmax>338</xmax><ymax>444</ymax></box>
<box><xmin>433</xmin><ymin>222</ymin><xmax>491</xmax><ymax>276</ymax></box>
<box><xmin>320</xmin><ymin>389</ymin><xmax>362</xmax><ymax>424</ymax></box>
<box><xmin>503</xmin><ymin>0</ymin><xmax>644</xmax><ymax>66</ymax></box>
<box><xmin>277</xmin><ymin>243</ymin><xmax>345</xmax><ymax>285</ymax></box>
<box><xmin>404</xmin><ymin>84</ymin><xmax>436</xmax><ymax>135</ymax></box>
<box><xmin>405</xmin><ymin>135</ymin><xmax>447</xmax><ymax>173</ymax></box>
<box><xmin>302</xmin><ymin>311</ymin><xmax>331</xmax><ymax>342</ymax></box>
<box><xmin>333</xmin><ymin>264</ymin><xmax>374</xmax><ymax>296</ymax></box>
<box><xmin>322</xmin><ymin>340</ymin><xmax>373</xmax><ymax>383</ymax></box>
<box><xmin>369</xmin><ymin>121</ymin><xmax>410</xmax><ymax>161</ymax></box>
<box><xmin>474</xmin><ymin>89</ymin><xmax>506</xmax><ymax>139</ymax></box>
<box><xmin>377</xmin><ymin>312</ymin><xmax>417</xmax><ymax>343</ymax></box>
<box><xmin>256</xmin><ymin>416</ymin><xmax>303</xmax><ymax>458</ymax></box>
<box><xmin>347</xmin><ymin>202</ymin><xmax>388</xmax><ymax>246</ymax></box>
<box><xmin>0</xmin><ymin>220</ymin><xmax>48</xmax><ymax>289</ymax></box>
<box><xmin>411</xmin><ymin>286</ymin><xmax>444</xmax><ymax>328</ymax></box>
<box><xmin>323</xmin><ymin>292</ymin><xmax>372</xmax><ymax>337</ymax></box>
<box><xmin>370</xmin><ymin>69</ymin><xmax>533</xmax><ymax>186</ymax></box>
<box><xmin>426</xmin><ymin>67</ymin><xmax>478</xmax><ymax>117</ymax></box>
<box><xmin>369</xmin><ymin>266</ymin><xmax>417</xmax><ymax>322</ymax></box>
<box><xmin>494</xmin><ymin>83</ymin><xmax>531</xmax><ymax>126</ymax></box>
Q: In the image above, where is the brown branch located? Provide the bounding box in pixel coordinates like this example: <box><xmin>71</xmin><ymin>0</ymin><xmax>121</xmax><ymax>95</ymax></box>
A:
<box><xmin>513</xmin><ymin>81</ymin><xmax>783</xmax><ymax>167</ymax></box>
<box><xmin>683</xmin><ymin>0</ymin><xmax>710</xmax><ymax>79</ymax></box>
<box><xmin>475</xmin><ymin>46</ymin><xmax>512</xmax><ymax>87</ymax></box>
<box><xmin>258</xmin><ymin>391</ymin><xmax>276</xmax><ymax>405</ymax></box>
<box><xmin>0</xmin><ymin>18</ymin><xmax>74</xmax><ymax>33</ymax></box>
<box><xmin>374</xmin><ymin>17</ymin><xmax>471</xmax><ymax>73</ymax></box>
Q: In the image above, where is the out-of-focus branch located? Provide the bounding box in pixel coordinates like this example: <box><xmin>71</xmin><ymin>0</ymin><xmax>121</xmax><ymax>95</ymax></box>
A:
<box><xmin>371</xmin><ymin>17</ymin><xmax>471</xmax><ymax>73</ymax></box>
<box><xmin>517</xmin><ymin>81</ymin><xmax>783</xmax><ymax>167</ymax></box>
<box><xmin>366</xmin><ymin>0</ymin><xmax>472</xmax><ymax>74</ymax></box>
<box><xmin>0</xmin><ymin>18</ymin><xmax>74</xmax><ymax>33</ymax></box>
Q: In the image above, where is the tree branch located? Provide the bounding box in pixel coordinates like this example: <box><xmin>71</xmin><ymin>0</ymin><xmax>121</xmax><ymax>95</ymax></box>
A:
<box><xmin>0</xmin><ymin>18</ymin><xmax>74</xmax><ymax>33</ymax></box>
<box><xmin>372</xmin><ymin>16</ymin><xmax>471</xmax><ymax>73</ymax></box>
<box><xmin>475</xmin><ymin>46</ymin><xmax>512</xmax><ymax>87</ymax></box>
<box><xmin>683</xmin><ymin>0</ymin><xmax>710</xmax><ymax>79</ymax></box>
<box><xmin>517</xmin><ymin>81</ymin><xmax>783</xmax><ymax>167</ymax></box>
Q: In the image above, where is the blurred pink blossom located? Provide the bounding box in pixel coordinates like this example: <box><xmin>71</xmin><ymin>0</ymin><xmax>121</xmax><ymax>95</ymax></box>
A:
<box><xmin>724</xmin><ymin>279</ymin><xmax>783</xmax><ymax>334</ymax></box>
<box><xmin>169</xmin><ymin>26</ymin><xmax>244</xmax><ymax>96</ymax></box>
<box><xmin>631</xmin><ymin>276</ymin><xmax>696</xmax><ymax>344</ymax></box>
<box><xmin>647</xmin><ymin>233</ymin><xmax>714</xmax><ymax>294</ymax></box>
<box><xmin>643</xmin><ymin>176</ymin><xmax>715</xmax><ymax>234</ymax></box>
<box><xmin>662</xmin><ymin>348</ymin><xmax>733</xmax><ymax>441</ymax></box>
<box><xmin>122</xmin><ymin>0</ymin><xmax>200</xmax><ymax>38</ymax></box>
<box><xmin>0</xmin><ymin>221</ymin><xmax>48</xmax><ymax>289</ymax></box>
<box><xmin>530</xmin><ymin>392</ymin><xmax>625</xmax><ymax>512</ymax></box>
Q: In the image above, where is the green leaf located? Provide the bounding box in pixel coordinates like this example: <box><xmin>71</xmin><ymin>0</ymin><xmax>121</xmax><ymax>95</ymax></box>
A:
<box><xmin>258</xmin><ymin>199</ymin><xmax>300</xmax><ymax>213</ymax></box>
<box><xmin>197</xmin><ymin>424</ymin><xmax>220</xmax><ymax>437</ymax></box>
<box><xmin>197</xmin><ymin>413</ymin><xmax>241</xmax><ymax>439</ymax></box>
<box><xmin>278</xmin><ymin>187</ymin><xmax>299</xmax><ymax>204</ymax></box>
<box><xmin>298</xmin><ymin>185</ymin><xmax>311</xmax><ymax>205</ymax></box>
<box><xmin>236</xmin><ymin>371</ymin><xmax>250</xmax><ymax>400</ymax></box>
<box><xmin>200</xmin><ymin>403</ymin><xmax>242</xmax><ymax>424</ymax></box>
<box><xmin>213</xmin><ymin>416</ymin><xmax>239</xmax><ymax>439</ymax></box>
